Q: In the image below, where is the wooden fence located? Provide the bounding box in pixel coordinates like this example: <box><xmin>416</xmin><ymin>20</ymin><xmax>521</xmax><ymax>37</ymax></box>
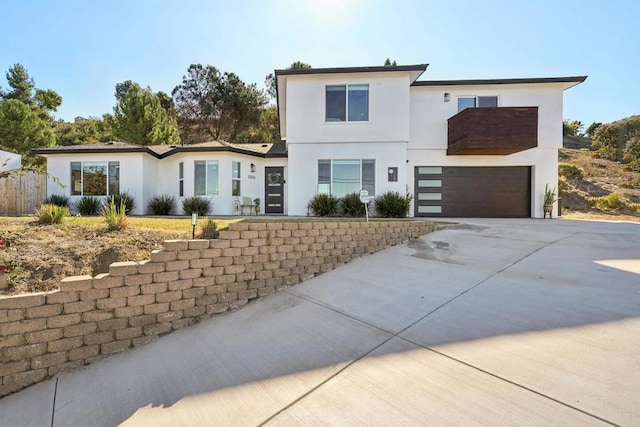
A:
<box><xmin>0</xmin><ymin>171</ymin><xmax>47</xmax><ymax>216</ymax></box>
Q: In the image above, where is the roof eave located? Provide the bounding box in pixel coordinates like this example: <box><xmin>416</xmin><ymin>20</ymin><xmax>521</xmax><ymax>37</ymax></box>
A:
<box><xmin>412</xmin><ymin>76</ymin><xmax>588</xmax><ymax>89</ymax></box>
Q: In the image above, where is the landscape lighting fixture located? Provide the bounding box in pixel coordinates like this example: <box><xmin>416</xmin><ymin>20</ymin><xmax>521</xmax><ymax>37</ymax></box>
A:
<box><xmin>191</xmin><ymin>213</ymin><xmax>198</xmax><ymax>239</ymax></box>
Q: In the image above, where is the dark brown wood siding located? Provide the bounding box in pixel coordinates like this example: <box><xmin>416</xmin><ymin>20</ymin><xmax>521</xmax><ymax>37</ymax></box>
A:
<box><xmin>448</xmin><ymin>107</ymin><xmax>538</xmax><ymax>155</ymax></box>
<box><xmin>415</xmin><ymin>166</ymin><xmax>531</xmax><ymax>218</ymax></box>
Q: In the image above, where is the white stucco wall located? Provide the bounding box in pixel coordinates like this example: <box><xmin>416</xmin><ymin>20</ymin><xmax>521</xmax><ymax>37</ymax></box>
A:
<box><xmin>45</xmin><ymin>153</ymin><xmax>147</xmax><ymax>215</ymax></box>
<box><xmin>155</xmin><ymin>153</ymin><xmax>288</xmax><ymax>216</ymax></box>
<box><xmin>406</xmin><ymin>82</ymin><xmax>566</xmax><ymax>218</ymax></box>
<box><xmin>45</xmin><ymin>151</ymin><xmax>288</xmax><ymax>216</ymax></box>
<box><xmin>0</xmin><ymin>150</ymin><xmax>21</xmax><ymax>171</ymax></box>
<box><xmin>141</xmin><ymin>155</ymin><xmax>158</xmax><ymax>214</ymax></box>
<box><xmin>409</xmin><ymin>83</ymin><xmax>565</xmax><ymax>150</ymax></box>
<box><xmin>287</xmin><ymin>142</ymin><xmax>408</xmax><ymax>216</ymax></box>
<box><xmin>285</xmin><ymin>73</ymin><xmax>411</xmax><ymax>144</ymax></box>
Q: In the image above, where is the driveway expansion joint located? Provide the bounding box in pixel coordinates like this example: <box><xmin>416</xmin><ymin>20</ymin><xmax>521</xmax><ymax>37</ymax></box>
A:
<box><xmin>268</xmin><ymin>231</ymin><xmax>604</xmax><ymax>425</ymax></box>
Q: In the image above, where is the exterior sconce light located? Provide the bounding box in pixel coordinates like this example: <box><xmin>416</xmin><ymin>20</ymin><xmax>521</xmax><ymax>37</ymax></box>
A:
<box><xmin>191</xmin><ymin>213</ymin><xmax>198</xmax><ymax>239</ymax></box>
<box><xmin>444</xmin><ymin>92</ymin><xmax>450</xmax><ymax>102</ymax></box>
<box><xmin>388</xmin><ymin>167</ymin><xmax>398</xmax><ymax>182</ymax></box>
<box><xmin>250</xmin><ymin>163</ymin><xmax>256</xmax><ymax>173</ymax></box>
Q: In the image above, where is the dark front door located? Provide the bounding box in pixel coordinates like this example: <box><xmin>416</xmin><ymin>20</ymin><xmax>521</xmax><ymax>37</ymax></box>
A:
<box><xmin>265</xmin><ymin>167</ymin><xmax>284</xmax><ymax>214</ymax></box>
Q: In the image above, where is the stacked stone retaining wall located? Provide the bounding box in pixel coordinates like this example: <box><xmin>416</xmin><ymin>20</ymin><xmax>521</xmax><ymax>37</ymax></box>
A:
<box><xmin>0</xmin><ymin>220</ymin><xmax>435</xmax><ymax>396</ymax></box>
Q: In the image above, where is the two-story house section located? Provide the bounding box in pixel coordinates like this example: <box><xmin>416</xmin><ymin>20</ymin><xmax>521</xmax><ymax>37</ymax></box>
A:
<box><xmin>276</xmin><ymin>65</ymin><xmax>586</xmax><ymax>218</ymax></box>
<box><xmin>275</xmin><ymin>65</ymin><xmax>428</xmax><ymax>216</ymax></box>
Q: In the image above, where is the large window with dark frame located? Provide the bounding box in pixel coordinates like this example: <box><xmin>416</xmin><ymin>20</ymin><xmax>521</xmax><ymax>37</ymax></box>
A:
<box><xmin>70</xmin><ymin>161</ymin><xmax>120</xmax><ymax>196</ymax></box>
<box><xmin>325</xmin><ymin>84</ymin><xmax>369</xmax><ymax>122</ymax></box>
<box><xmin>317</xmin><ymin>159</ymin><xmax>375</xmax><ymax>197</ymax></box>
<box><xmin>194</xmin><ymin>160</ymin><xmax>219</xmax><ymax>196</ymax></box>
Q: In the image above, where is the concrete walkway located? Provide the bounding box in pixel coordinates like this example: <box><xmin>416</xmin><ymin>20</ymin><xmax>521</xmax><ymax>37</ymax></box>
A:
<box><xmin>1</xmin><ymin>218</ymin><xmax>639</xmax><ymax>426</ymax></box>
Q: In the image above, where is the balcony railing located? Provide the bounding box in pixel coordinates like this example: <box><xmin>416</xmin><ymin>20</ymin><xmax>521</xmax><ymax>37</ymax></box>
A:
<box><xmin>447</xmin><ymin>107</ymin><xmax>538</xmax><ymax>155</ymax></box>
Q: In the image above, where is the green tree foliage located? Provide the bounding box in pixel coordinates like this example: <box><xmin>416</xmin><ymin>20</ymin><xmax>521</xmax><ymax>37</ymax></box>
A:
<box><xmin>0</xmin><ymin>64</ymin><xmax>61</xmax><ymax>164</ymax></box>
<box><xmin>383</xmin><ymin>58</ymin><xmax>398</xmax><ymax>66</ymax></box>
<box><xmin>172</xmin><ymin>64</ymin><xmax>267</xmax><ymax>143</ymax></box>
<box><xmin>586</xmin><ymin>121</ymin><xmax>602</xmax><ymax>137</ymax></box>
<box><xmin>0</xmin><ymin>99</ymin><xmax>55</xmax><ymax>159</ymax></box>
<box><xmin>112</xmin><ymin>81</ymin><xmax>180</xmax><ymax>146</ymax></box>
<box><xmin>591</xmin><ymin>115</ymin><xmax>640</xmax><ymax>164</ymax></box>
<box><xmin>54</xmin><ymin>117</ymin><xmax>114</xmax><ymax>146</ymax></box>
<box><xmin>1</xmin><ymin>64</ymin><xmax>35</xmax><ymax>104</ymax></box>
<box><xmin>623</xmin><ymin>135</ymin><xmax>640</xmax><ymax>171</ymax></box>
<box><xmin>563</xmin><ymin>119</ymin><xmax>584</xmax><ymax>137</ymax></box>
<box><xmin>264</xmin><ymin>61</ymin><xmax>312</xmax><ymax>100</ymax></box>
<box><xmin>235</xmin><ymin>105</ymin><xmax>280</xmax><ymax>143</ymax></box>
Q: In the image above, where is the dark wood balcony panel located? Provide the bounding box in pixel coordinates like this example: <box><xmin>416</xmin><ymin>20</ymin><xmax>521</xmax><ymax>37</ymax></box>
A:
<box><xmin>447</xmin><ymin>107</ymin><xmax>538</xmax><ymax>155</ymax></box>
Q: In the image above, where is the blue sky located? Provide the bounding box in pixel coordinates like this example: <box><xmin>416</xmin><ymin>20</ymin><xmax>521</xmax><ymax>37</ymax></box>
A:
<box><xmin>1</xmin><ymin>0</ymin><xmax>638</xmax><ymax>127</ymax></box>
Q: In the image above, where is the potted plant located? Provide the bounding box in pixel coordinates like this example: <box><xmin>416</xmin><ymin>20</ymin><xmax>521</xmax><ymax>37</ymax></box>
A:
<box><xmin>253</xmin><ymin>198</ymin><xmax>260</xmax><ymax>215</ymax></box>
<box><xmin>543</xmin><ymin>184</ymin><xmax>557</xmax><ymax>218</ymax></box>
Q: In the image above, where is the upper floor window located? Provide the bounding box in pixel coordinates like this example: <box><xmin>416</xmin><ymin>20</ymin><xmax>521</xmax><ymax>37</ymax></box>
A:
<box><xmin>232</xmin><ymin>161</ymin><xmax>241</xmax><ymax>196</ymax></box>
<box><xmin>457</xmin><ymin>96</ymin><xmax>498</xmax><ymax>113</ymax></box>
<box><xmin>326</xmin><ymin>84</ymin><xmax>369</xmax><ymax>122</ymax></box>
<box><xmin>194</xmin><ymin>160</ymin><xmax>219</xmax><ymax>196</ymax></box>
<box><xmin>70</xmin><ymin>161</ymin><xmax>119</xmax><ymax>196</ymax></box>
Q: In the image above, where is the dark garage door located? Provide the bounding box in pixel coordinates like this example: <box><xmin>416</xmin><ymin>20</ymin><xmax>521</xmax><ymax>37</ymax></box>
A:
<box><xmin>414</xmin><ymin>166</ymin><xmax>531</xmax><ymax>217</ymax></box>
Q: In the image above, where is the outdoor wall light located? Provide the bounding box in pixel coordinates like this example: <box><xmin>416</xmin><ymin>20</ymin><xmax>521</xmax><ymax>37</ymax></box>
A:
<box><xmin>388</xmin><ymin>167</ymin><xmax>398</xmax><ymax>182</ymax></box>
<box><xmin>250</xmin><ymin>163</ymin><xmax>256</xmax><ymax>173</ymax></box>
<box><xmin>444</xmin><ymin>92</ymin><xmax>450</xmax><ymax>102</ymax></box>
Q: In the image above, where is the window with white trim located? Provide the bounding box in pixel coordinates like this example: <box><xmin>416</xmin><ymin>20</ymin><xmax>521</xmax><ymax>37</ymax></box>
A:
<box><xmin>317</xmin><ymin>159</ymin><xmax>375</xmax><ymax>197</ymax></box>
<box><xmin>194</xmin><ymin>160</ymin><xmax>219</xmax><ymax>196</ymax></box>
<box><xmin>232</xmin><ymin>161</ymin><xmax>241</xmax><ymax>196</ymax></box>
<box><xmin>70</xmin><ymin>161</ymin><xmax>119</xmax><ymax>196</ymax></box>
<box><xmin>457</xmin><ymin>96</ymin><xmax>498</xmax><ymax>113</ymax></box>
<box><xmin>325</xmin><ymin>84</ymin><xmax>369</xmax><ymax>122</ymax></box>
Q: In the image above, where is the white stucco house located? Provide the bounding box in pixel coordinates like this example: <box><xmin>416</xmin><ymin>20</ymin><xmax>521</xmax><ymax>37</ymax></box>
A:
<box><xmin>35</xmin><ymin>141</ymin><xmax>287</xmax><ymax>215</ymax></box>
<box><xmin>34</xmin><ymin>63</ymin><xmax>585</xmax><ymax>218</ymax></box>
<box><xmin>0</xmin><ymin>149</ymin><xmax>22</xmax><ymax>172</ymax></box>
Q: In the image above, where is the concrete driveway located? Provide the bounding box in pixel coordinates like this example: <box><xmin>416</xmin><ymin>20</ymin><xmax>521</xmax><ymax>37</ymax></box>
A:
<box><xmin>1</xmin><ymin>218</ymin><xmax>639</xmax><ymax>426</ymax></box>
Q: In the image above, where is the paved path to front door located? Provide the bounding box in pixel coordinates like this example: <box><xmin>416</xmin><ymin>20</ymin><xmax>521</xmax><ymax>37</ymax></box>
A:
<box><xmin>1</xmin><ymin>218</ymin><xmax>639</xmax><ymax>426</ymax></box>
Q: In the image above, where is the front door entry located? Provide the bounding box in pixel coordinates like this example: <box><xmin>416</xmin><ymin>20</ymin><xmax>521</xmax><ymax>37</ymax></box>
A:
<box><xmin>264</xmin><ymin>167</ymin><xmax>284</xmax><ymax>214</ymax></box>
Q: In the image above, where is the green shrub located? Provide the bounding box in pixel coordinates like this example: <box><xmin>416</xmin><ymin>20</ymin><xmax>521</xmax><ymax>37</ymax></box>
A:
<box><xmin>588</xmin><ymin>192</ymin><xmax>623</xmax><ymax>210</ymax></box>
<box><xmin>544</xmin><ymin>184</ymin><xmax>557</xmax><ymax>206</ymax></box>
<box><xmin>308</xmin><ymin>194</ymin><xmax>339</xmax><ymax>217</ymax></box>
<box><xmin>102</xmin><ymin>196</ymin><xmax>128</xmax><ymax>230</ymax></box>
<box><xmin>339</xmin><ymin>193</ymin><xmax>366</xmax><ymax>217</ymax></box>
<box><xmin>558</xmin><ymin>162</ymin><xmax>585</xmax><ymax>180</ymax></box>
<box><xmin>35</xmin><ymin>204</ymin><xmax>70</xmax><ymax>224</ymax></box>
<box><xmin>109</xmin><ymin>192</ymin><xmax>136</xmax><ymax>214</ymax></box>
<box><xmin>148</xmin><ymin>194</ymin><xmax>176</xmax><ymax>215</ymax></box>
<box><xmin>74</xmin><ymin>196</ymin><xmax>101</xmax><ymax>215</ymax></box>
<box><xmin>182</xmin><ymin>196</ymin><xmax>211</xmax><ymax>216</ymax></box>
<box><xmin>43</xmin><ymin>194</ymin><xmax>69</xmax><ymax>207</ymax></box>
<box><xmin>558</xmin><ymin>176</ymin><xmax>569</xmax><ymax>195</ymax></box>
<box><xmin>198</xmin><ymin>218</ymin><xmax>219</xmax><ymax>239</ymax></box>
<box><xmin>374</xmin><ymin>192</ymin><xmax>412</xmax><ymax>218</ymax></box>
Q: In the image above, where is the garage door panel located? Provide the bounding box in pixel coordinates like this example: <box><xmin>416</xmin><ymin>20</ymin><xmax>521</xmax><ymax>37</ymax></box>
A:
<box><xmin>415</xmin><ymin>166</ymin><xmax>530</xmax><ymax>218</ymax></box>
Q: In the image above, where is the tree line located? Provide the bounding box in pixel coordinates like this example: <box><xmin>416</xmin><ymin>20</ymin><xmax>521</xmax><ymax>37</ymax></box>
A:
<box><xmin>564</xmin><ymin>117</ymin><xmax>640</xmax><ymax>172</ymax></box>
<box><xmin>0</xmin><ymin>61</ymin><xmax>313</xmax><ymax>165</ymax></box>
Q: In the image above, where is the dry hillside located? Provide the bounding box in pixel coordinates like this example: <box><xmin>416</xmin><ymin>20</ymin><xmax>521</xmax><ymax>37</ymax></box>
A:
<box><xmin>559</xmin><ymin>148</ymin><xmax>640</xmax><ymax>220</ymax></box>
